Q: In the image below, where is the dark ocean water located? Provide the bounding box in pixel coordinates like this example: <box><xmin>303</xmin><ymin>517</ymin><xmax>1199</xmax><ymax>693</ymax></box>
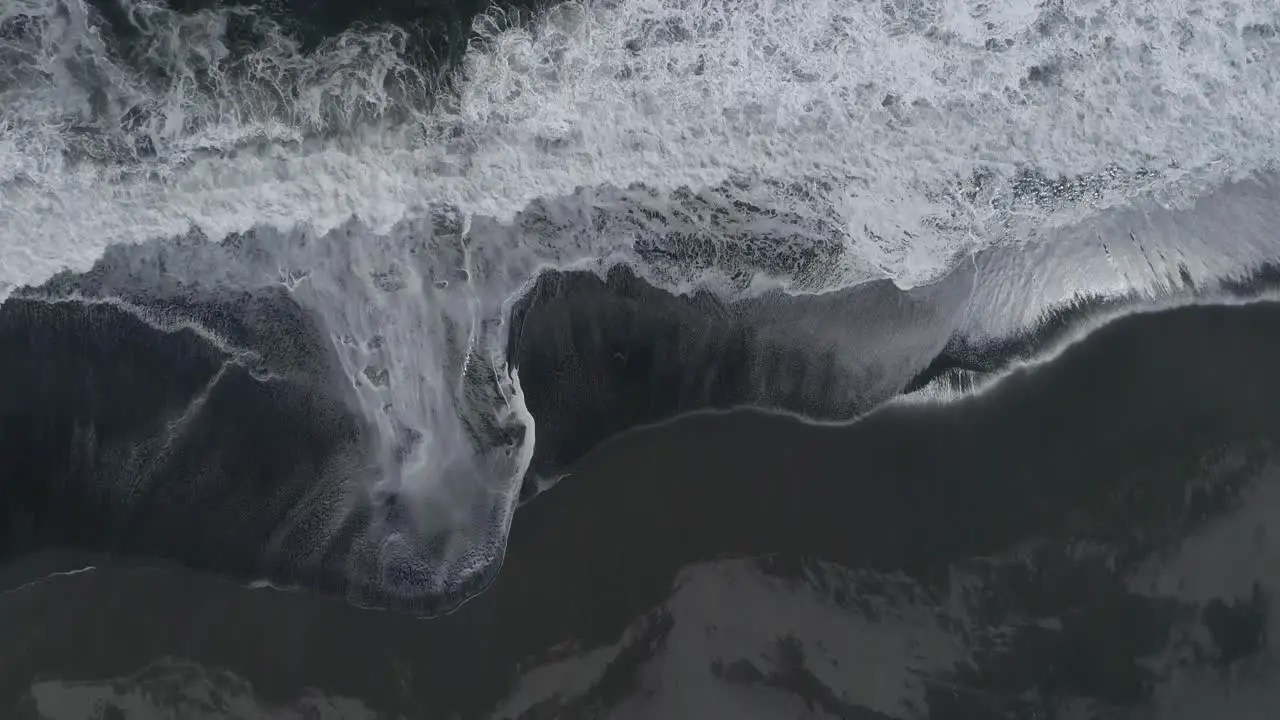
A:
<box><xmin>4</xmin><ymin>0</ymin><xmax>1280</xmax><ymax>718</ymax></box>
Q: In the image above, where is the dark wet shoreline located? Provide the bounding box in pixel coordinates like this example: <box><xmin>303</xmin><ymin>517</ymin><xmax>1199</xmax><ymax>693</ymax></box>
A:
<box><xmin>5</xmin><ymin>296</ymin><xmax>1280</xmax><ymax>717</ymax></box>
<box><xmin>2</xmin><ymin>256</ymin><xmax>1278</xmax><ymax>598</ymax></box>
<box><xmin>0</xmin><ymin>256</ymin><xmax>964</xmax><ymax>613</ymax></box>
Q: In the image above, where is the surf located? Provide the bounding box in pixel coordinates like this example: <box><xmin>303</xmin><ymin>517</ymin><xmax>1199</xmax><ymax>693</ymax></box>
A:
<box><xmin>4</xmin><ymin>0</ymin><xmax>1280</xmax><ymax>612</ymax></box>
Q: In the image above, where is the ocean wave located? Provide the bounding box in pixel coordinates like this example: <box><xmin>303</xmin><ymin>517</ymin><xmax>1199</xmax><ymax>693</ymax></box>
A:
<box><xmin>5</xmin><ymin>0</ymin><xmax>1280</xmax><ymax>611</ymax></box>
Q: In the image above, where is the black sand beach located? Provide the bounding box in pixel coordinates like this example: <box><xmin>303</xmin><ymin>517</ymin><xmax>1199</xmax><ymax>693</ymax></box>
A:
<box><xmin>6</xmin><ymin>0</ymin><xmax>1280</xmax><ymax>717</ymax></box>
<box><xmin>3</xmin><ymin>297</ymin><xmax>1280</xmax><ymax>718</ymax></box>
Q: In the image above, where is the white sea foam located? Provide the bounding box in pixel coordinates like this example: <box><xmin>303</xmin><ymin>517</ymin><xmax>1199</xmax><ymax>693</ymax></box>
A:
<box><xmin>4</xmin><ymin>0</ymin><xmax>1280</xmax><ymax>606</ymax></box>
<box><xmin>6</xmin><ymin>0</ymin><xmax>1280</xmax><ymax>292</ymax></box>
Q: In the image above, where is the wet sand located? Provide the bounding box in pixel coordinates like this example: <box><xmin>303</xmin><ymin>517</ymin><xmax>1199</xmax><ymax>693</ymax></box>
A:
<box><xmin>4</xmin><ymin>300</ymin><xmax>1280</xmax><ymax>718</ymax></box>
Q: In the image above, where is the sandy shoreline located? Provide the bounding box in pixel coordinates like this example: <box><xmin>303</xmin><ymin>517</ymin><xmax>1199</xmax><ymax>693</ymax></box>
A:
<box><xmin>4</xmin><ymin>299</ymin><xmax>1280</xmax><ymax>717</ymax></box>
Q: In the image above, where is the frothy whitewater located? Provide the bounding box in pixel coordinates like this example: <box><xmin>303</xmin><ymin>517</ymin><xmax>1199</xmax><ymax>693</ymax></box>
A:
<box><xmin>4</xmin><ymin>0</ymin><xmax>1280</xmax><ymax>608</ymax></box>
